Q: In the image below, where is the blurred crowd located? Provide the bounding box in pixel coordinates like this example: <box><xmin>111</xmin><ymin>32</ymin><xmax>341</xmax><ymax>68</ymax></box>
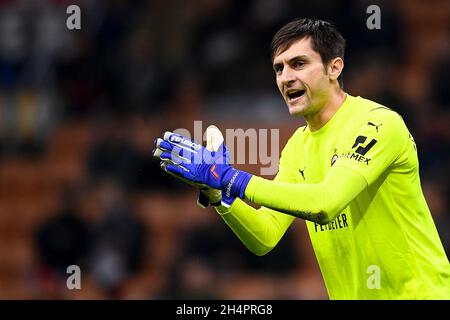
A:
<box><xmin>0</xmin><ymin>0</ymin><xmax>449</xmax><ymax>299</ymax></box>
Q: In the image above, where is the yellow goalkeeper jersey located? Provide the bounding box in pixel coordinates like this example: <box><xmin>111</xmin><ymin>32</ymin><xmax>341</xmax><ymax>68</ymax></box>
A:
<box><xmin>221</xmin><ymin>93</ymin><xmax>449</xmax><ymax>299</ymax></box>
<box><xmin>285</xmin><ymin>94</ymin><xmax>449</xmax><ymax>299</ymax></box>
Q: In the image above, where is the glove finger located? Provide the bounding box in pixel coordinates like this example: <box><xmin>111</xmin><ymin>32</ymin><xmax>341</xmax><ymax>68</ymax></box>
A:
<box><xmin>160</xmin><ymin>160</ymin><xmax>168</xmax><ymax>170</ymax></box>
<box><xmin>154</xmin><ymin>138</ymin><xmax>161</xmax><ymax>149</ymax></box>
<box><xmin>154</xmin><ymin>138</ymin><xmax>172</xmax><ymax>151</ymax></box>
<box><xmin>206</xmin><ymin>125</ymin><xmax>224</xmax><ymax>151</ymax></box>
<box><xmin>152</xmin><ymin>148</ymin><xmax>163</xmax><ymax>159</ymax></box>
<box><xmin>159</xmin><ymin>150</ymin><xmax>191</xmax><ymax>164</ymax></box>
<box><xmin>154</xmin><ymin>147</ymin><xmax>186</xmax><ymax>161</ymax></box>
<box><xmin>153</xmin><ymin>139</ymin><xmax>189</xmax><ymax>159</ymax></box>
<box><xmin>163</xmin><ymin>131</ymin><xmax>173</xmax><ymax>140</ymax></box>
<box><xmin>163</xmin><ymin>132</ymin><xmax>202</xmax><ymax>154</ymax></box>
<box><xmin>165</xmin><ymin>162</ymin><xmax>194</xmax><ymax>181</ymax></box>
<box><xmin>160</xmin><ymin>160</ymin><xmax>203</xmax><ymax>187</ymax></box>
<box><xmin>161</xmin><ymin>142</ymin><xmax>198</xmax><ymax>162</ymax></box>
<box><xmin>160</xmin><ymin>159</ymin><xmax>189</xmax><ymax>174</ymax></box>
<box><xmin>158</xmin><ymin>139</ymin><xmax>174</xmax><ymax>152</ymax></box>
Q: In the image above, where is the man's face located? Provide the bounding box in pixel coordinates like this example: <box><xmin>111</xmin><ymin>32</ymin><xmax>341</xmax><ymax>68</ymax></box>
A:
<box><xmin>273</xmin><ymin>37</ymin><xmax>331</xmax><ymax>117</ymax></box>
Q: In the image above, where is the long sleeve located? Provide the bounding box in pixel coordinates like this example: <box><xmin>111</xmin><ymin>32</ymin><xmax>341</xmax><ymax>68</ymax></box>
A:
<box><xmin>215</xmin><ymin>200</ymin><xmax>295</xmax><ymax>256</ymax></box>
<box><xmin>245</xmin><ymin>165</ymin><xmax>367</xmax><ymax>224</ymax></box>
<box><xmin>213</xmin><ymin>124</ymin><xmax>367</xmax><ymax>255</ymax></box>
<box><xmin>215</xmin><ymin>165</ymin><xmax>367</xmax><ymax>255</ymax></box>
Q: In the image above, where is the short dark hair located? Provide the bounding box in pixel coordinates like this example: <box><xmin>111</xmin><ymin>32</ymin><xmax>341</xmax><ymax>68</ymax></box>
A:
<box><xmin>271</xmin><ymin>18</ymin><xmax>346</xmax><ymax>87</ymax></box>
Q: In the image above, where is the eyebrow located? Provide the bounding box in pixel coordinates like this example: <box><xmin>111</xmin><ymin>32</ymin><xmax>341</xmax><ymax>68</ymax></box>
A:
<box><xmin>273</xmin><ymin>55</ymin><xmax>309</xmax><ymax>70</ymax></box>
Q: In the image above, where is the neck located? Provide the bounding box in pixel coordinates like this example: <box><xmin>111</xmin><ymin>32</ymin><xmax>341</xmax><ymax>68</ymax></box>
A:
<box><xmin>305</xmin><ymin>88</ymin><xmax>346</xmax><ymax>132</ymax></box>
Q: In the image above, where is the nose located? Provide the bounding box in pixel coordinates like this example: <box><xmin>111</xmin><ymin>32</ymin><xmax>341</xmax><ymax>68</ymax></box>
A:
<box><xmin>279</xmin><ymin>66</ymin><xmax>296</xmax><ymax>85</ymax></box>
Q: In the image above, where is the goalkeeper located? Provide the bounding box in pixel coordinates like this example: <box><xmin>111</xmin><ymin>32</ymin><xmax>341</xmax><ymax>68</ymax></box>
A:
<box><xmin>153</xmin><ymin>18</ymin><xmax>450</xmax><ymax>299</ymax></box>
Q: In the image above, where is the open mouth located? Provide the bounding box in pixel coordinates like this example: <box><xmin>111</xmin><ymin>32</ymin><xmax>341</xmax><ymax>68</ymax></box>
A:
<box><xmin>286</xmin><ymin>89</ymin><xmax>306</xmax><ymax>102</ymax></box>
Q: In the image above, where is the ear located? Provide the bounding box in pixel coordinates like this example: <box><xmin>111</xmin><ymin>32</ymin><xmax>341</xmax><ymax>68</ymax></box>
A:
<box><xmin>327</xmin><ymin>57</ymin><xmax>344</xmax><ymax>82</ymax></box>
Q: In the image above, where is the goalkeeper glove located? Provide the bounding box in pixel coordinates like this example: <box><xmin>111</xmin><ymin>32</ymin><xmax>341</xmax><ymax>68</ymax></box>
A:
<box><xmin>153</xmin><ymin>126</ymin><xmax>224</xmax><ymax>207</ymax></box>
<box><xmin>154</xmin><ymin>132</ymin><xmax>252</xmax><ymax>207</ymax></box>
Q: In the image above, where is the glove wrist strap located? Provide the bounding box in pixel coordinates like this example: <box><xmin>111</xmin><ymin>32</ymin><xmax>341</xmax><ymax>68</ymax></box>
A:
<box><xmin>222</xmin><ymin>168</ymin><xmax>252</xmax><ymax>200</ymax></box>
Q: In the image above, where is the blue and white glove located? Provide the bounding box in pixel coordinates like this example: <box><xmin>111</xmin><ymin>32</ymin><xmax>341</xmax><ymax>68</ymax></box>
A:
<box><xmin>154</xmin><ymin>132</ymin><xmax>252</xmax><ymax>207</ymax></box>
<box><xmin>153</xmin><ymin>138</ymin><xmax>221</xmax><ymax>207</ymax></box>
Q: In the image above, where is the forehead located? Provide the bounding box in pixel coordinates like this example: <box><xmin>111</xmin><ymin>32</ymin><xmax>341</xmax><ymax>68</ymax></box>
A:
<box><xmin>273</xmin><ymin>37</ymin><xmax>320</xmax><ymax>64</ymax></box>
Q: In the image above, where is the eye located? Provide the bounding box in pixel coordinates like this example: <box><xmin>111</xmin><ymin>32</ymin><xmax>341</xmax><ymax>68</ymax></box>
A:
<box><xmin>293</xmin><ymin>60</ymin><xmax>305</xmax><ymax>69</ymax></box>
<box><xmin>274</xmin><ymin>64</ymin><xmax>283</xmax><ymax>74</ymax></box>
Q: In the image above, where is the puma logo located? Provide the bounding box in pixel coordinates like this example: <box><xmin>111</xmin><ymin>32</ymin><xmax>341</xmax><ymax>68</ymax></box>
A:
<box><xmin>367</xmin><ymin>122</ymin><xmax>382</xmax><ymax>132</ymax></box>
<box><xmin>299</xmin><ymin>167</ymin><xmax>306</xmax><ymax>180</ymax></box>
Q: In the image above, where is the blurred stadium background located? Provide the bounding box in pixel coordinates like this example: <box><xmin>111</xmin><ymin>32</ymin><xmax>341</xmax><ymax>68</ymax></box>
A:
<box><xmin>0</xmin><ymin>0</ymin><xmax>449</xmax><ymax>299</ymax></box>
